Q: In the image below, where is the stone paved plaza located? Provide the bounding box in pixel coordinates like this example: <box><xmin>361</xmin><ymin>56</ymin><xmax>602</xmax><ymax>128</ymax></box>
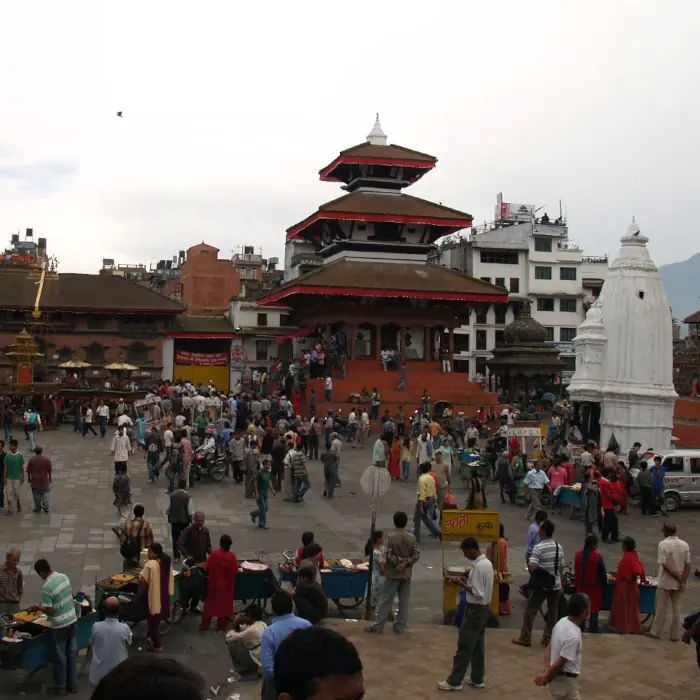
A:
<box><xmin>1</xmin><ymin>429</ymin><xmax>699</xmax><ymax>695</ymax></box>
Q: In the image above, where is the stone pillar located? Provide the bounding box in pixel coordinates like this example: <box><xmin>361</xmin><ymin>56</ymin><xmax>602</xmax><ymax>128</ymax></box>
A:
<box><xmin>424</xmin><ymin>326</ymin><xmax>431</xmax><ymax>361</ymax></box>
<box><xmin>400</xmin><ymin>327</ymin><xmax>406</xmax><ymax>357</ymax></box>
<box><xmin>448</xmin><ymin>326</ymin><xmax>455</xmax><ymax>371</ymax></box>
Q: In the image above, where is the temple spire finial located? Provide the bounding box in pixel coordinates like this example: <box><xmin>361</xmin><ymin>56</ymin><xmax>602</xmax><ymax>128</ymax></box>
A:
<box><xmin>627</xmin><ymin>216</ymin><xmax>640</xmax><ymax>237</ymax></box>
<box><xmin>366</xmin><ymin>114</ymin><xmax>387</xmax><ymax>146</ymax></box>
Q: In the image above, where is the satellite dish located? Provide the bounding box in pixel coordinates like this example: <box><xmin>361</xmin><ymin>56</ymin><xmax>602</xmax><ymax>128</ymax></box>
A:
<box><xmin>360</xmin><ymin>465</ymin><xmax>392</xmax><ymax>498</ymax></box>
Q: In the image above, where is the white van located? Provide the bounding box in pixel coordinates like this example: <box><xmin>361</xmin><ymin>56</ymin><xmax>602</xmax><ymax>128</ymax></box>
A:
<box><xmin>637</xmin><ymin>450</ymin><xmax>700</xmax><ymax>512</ymax></box>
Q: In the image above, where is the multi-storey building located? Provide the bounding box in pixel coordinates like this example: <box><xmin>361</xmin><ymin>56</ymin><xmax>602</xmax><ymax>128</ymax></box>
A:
<box><xmin>431</xmin><ymin>196</ymin><xmax>608</xmax><ymax>382</ymax></box>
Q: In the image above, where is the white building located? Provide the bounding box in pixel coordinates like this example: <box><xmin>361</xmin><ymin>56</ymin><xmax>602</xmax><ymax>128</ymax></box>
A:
<box><xmin>228</xmin><ymin>294</ymin><xmax>295</xmax><ymax>387</ymax></box>
<box><xmin>431</xmin><ymin>200</ymin><xmax>608</xmax><ymax>381</ymax></box>
<box><xmin>569</xmin><ymin>219</ymin><xmax>677</xmax><ymax>453</ymax></box>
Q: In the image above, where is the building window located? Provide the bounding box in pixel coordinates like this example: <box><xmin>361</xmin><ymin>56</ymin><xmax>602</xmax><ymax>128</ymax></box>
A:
<box><xmin>453</xmin><ymin>359</ymin><xmax>470</xmax><ymax>374</ymax></box>
<box><xmin>453</xmin><ymin>333</ymin><xmax>470</xmax><ymax>354</ymax></box>
<box><xmin>537</xmin><ymin>298</ymin><xmax>555</xmax><ymax>312</ymax></box>
<box><xmin>475</xmin><ymin>307</ymin><xmax>488</xmax><ymax>324</ymax></box>
<box><xmin>494</xmin><ymin>277</ymin><xmax>506</xmax><ymax>289</ymax></box>
<box><xmin>495</xmin><ymin>330</ymin><xmax>505</xmax><ymax>346</ymax></box>
<box><xmin>475</xmin><ymin>357</ymin><xmax>487</xmax><ymax>375</ymax></box>
<box><xmin>85</xmin><ymin>342</ymin><xmax>105</xmax><ymax>365</ymax></box>
<box><xmin>560</xmin><ymin>298</ymin><xmax>577</xmax><ymax>313</ymax></box>
<box><xmin>544</xmin><ymin>327</ymin><xmax>554</xmax><ymax>342</ymax></box>
<box><xmin>560</xmin><ymin>267</ymin><xmax>577</xmax><ymax>281</ymax></box>
<box><xmin>534</xmin><ymin>237</ymin><xmax>552</xmax><ymax>252</ymax></box>
<box><xmin>535</xmin><ymin>266</ymin><xmax>552</xmax><ymax>280</ymax></box>
<box><xmin>57</xmin><ymin>346</ymin><xmax>73</xmax><ymax>363</ymax></box>
<box><xmin>255</xmin><ymin>340</ymin><xmax>268</xmax><ymax>361</ymax></box>
<box><xmin>476</xmin><ymin>330</ymin><xmax>487</xmax><ymax>350</ymax></box>
<box><xmin>126</xmin><ymin>341</ymin><xmax>149</xmax><ymax>365</ymax></box>
<box><xmin>257</xmin><ymin>313</ymin><xmax>268</xmax><ymax>327</ymax></box>
<box><xmin>494</xmin><ymin>305</ymin><xmax>507</xmax><ymax>325</ymax></box>
<box><xmin>509</xmin><ymin>278</ymin><xmax>520</xmax><ymax>293</ymax></box>
<box><xmin>480</xmin><ymin>250</ymin><xmax>518</xmax><ymax>265</ymax></box>
<box><xmin>480</xmin><ymin>277</ymin><xmax>491</xmax><ymax>284</ymax></box>
<box><xmin>560</xmin><ymin>328</ymin><xmax>577</xmax><ymax>342</ymax></box>
<box><xmin>279</xmin><ymin>314</ymin><xmax>292</xmax><ymax>326</ymax></box>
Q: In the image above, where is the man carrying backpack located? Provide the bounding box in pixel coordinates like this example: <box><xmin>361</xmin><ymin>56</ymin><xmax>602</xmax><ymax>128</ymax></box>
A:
<box><xmin>24</xmin><ymin>408</ymin><xmax>42</xmax><ymax>451</ymax></box>
<box><xmin>165</xmin><ymin>432</ymin><xmax>184</xmax><ymax>494</ymax></box>
<box><xmin>118</xmin><ymin>504</ymin><xmax>153</xmax><ymax>570</ymax></box>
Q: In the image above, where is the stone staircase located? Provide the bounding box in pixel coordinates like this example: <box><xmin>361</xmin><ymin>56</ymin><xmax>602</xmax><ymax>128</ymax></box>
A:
<box><xmin>304</xmin><ymin>359</ymin><xmax>500</xmax><ymax>421</ymax></box>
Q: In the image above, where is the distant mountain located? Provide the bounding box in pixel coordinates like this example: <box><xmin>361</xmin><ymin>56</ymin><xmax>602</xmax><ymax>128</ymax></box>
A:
<box><xmin>659</xmin><ymin>253</ymin><xmax>700</xmax><ymax>324</ymax></box>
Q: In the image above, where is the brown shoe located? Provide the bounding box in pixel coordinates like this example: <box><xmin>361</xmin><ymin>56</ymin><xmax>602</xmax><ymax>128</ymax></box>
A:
<box><xmin>511</xmin><ymin>637</ymin><xmax>531</xmax><ymax>647</ymax></box>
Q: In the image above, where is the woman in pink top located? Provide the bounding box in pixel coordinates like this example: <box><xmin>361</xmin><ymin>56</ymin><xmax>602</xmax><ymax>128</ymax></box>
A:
<box><xmin>180</xmin><ymin>432</ymin><xmax>193</xmax><ymax>488</ymax></box>
<box><xmin>548</xmin><ymin>458</ymin><xmax>569</xmax><ymax>514</ymax></box>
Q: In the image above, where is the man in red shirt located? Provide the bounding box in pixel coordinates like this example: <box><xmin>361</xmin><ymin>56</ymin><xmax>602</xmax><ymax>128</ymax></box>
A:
<box><xmin>599</xmin><ymin>468</ymin><xmax>621</xmax><ymax>544</ymax></box>
<box><xmin>26</xmin><ymin>446</ymin><xmax>52</xmax><ymax>514</ymax></box>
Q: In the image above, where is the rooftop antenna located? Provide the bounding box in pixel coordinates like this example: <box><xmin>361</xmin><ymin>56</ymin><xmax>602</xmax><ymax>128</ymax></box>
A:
<box><xmin>559</xmin><ymin>199</ymin><xmax>563</xmax><ymax>220</ymax></box>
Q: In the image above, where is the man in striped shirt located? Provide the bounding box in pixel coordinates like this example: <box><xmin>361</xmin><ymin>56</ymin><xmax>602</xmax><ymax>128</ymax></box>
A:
<box><xmin>31</xmin><ymin>559</ymin><xmax>78</xmax><ymax>694</ymax></box>
<box><xmin>512</xmin><ymin>520</ymin><xmax>564</xmax><ymax>648</ymax></box>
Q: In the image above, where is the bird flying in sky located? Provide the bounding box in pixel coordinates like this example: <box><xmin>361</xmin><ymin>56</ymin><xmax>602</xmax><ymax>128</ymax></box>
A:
<box><xmin>116</xmin><ymin>111</ymin><xmax>123</xmax><ymax>118</ymax></box>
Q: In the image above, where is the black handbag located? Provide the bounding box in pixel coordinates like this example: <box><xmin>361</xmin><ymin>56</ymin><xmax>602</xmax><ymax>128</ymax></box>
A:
<box><xmin>529</xmin><ymin>541</ymin><xmax>559</xmax><ymax>593</ymax></box>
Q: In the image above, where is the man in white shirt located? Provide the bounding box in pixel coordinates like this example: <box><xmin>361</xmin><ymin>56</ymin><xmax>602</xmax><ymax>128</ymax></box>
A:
<box><xmin>535</xmin><ymin>593</ymin><xmax>589</xmax><ymax>698</ymax></box>
<box><xmin>358</xmin><ymin>410</ymin><xmax>369</xmax><ymax>447</ymax></box>
<box><xmin>83</xmin><ymin>405</ymin><xmax>98</xmax><ymax>437</ymax></box>
<box><xmin>117</xmin><ymin>413</ymin><xmax>133</xmax><ymax>429</ymax></box>
<box><xmin>324</xmin><ymin>376</ymin><xmax>332</xmax><ymax>401</ymax></box>
<box><xmin>96</xmin><ymin>401</ymin><xmax>110</xmax><ymax>438</ymax></box>
<box><xmin>110</xmin><ymin>425</ymin><xmax>133</xmax><ymax>473</ymax></box>
<box><xmin>347</xmin><ymin>410</ymin><xmax>358</xmax><ymax>445</ymax></box>
<box><xmin>465</xmin><ymin>424</ymin><xmax>479</xmax><ymax>449</ymax></box>
<box><xmin>649</xmin><ymin>521</ymin><xmax>691</xmax><ymax>641</ymax></box>
<box><xmin>524</xmin><ymin>462</ymin><xmax>550</xmax><ymax>519</ymax></box>
<box><xmin>226</xmin><ymin>603</ymin><xmax>268</xmax><ymax>679</ymax></box>
<box><xmin>437</xmin><ymin>537</ymin><xmax>494</xmax><ymax>691</ymax></box>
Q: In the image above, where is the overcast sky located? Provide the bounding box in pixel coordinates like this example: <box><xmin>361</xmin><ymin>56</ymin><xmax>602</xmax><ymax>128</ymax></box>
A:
<box><xmin>1</xmin><ymin>0</ymin><xmax>698</xmax><ymax>273</ymax></box>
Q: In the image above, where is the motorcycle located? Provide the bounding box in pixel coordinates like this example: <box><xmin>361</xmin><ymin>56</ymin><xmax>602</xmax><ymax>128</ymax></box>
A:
<box><xmin>193</xmin><ymin>448</ymin><xmax>227</xmax><ymax>482</ymax></box>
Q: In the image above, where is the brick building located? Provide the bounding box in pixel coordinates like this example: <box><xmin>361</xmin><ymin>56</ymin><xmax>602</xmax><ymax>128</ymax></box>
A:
<box><xmin>180</xmin><ymin>243</ymin><xmax>240</xmax><ymax>315</ymax></box>
<box><xmin>0</xmin><ymin>237</ymin><xmax>183</xmax><ymax>384</ymax></box>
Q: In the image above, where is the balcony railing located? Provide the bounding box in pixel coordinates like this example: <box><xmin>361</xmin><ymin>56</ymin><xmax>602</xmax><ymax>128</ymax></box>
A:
<box><xmin>582</xmin><ymin>256</ymin><xmax>608</xmax><ymax>264</ymax></box>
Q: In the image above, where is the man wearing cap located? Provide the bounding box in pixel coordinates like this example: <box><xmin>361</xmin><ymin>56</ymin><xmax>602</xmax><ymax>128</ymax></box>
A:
<box><xmin>437</xmin><ymin>537</ymin><xmax>494</xmax><ymax>691</ymax></box>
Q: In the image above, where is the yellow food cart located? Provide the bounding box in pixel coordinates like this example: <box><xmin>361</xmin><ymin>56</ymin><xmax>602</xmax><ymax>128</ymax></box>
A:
<box><xmin>441</xmin><ymin>509</ymin><xmax>502</xmax><ymax>625</ymax></box>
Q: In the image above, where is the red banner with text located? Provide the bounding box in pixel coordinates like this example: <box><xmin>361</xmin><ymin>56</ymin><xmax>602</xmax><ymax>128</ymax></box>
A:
<box><xmin>175</xmin><ymin>350</ymin><xmax>229</xmax><ymax>366</ymax></box>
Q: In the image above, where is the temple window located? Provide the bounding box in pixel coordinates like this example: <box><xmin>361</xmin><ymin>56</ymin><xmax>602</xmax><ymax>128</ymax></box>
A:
<box><xmin>85</xmin><ymin>342</ymin><xmax>105</xmax><ymax>365</ymax></box>
<box><xmin>126</xmin><ymin>341</ymin><xmax>149</xmax><ymax>365</ymax></box>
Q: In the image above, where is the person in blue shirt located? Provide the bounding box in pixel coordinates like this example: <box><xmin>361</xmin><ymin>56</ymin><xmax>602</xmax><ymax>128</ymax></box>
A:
<box><xmin>525</xmin><ymin>509</ymin><xmax>548</xmax><ymax>562</ymax></box>
<box><xmin>260</xmin><ymin>590</ymin><xmax>311</xmax><ymax>700</ymax></box>
<box><xmin>650</xmin><ymin>456</ymin><xmax>667</xmax><ymax>515</ymax></box>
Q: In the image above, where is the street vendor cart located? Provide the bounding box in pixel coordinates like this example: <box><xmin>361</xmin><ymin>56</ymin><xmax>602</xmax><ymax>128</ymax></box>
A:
<box><xmin>0</xmin><ymin>605</ymin><xmax>97</xmax><ymax>673</ymax></box>
<box><xmin>94</xmin><ymin>570</ymin><xmax>184</xmax><ymax>635</ymax></box>
<box><xmin>441</xmin><ymin>510</ymin><xmax>511</xmax><ymax>625</ymax></box>
<box><xmin>278</xmin><ymin>553</ymin><xmax>369</xmax><ymax>613</ymax></box>
<box><xmin>565</xmin><ymin>573</ymin><xmax>658</xmax><ymax>625</ymax></box>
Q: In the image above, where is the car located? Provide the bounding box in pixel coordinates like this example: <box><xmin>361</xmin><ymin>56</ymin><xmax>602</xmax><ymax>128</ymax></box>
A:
<box><xmin>630</xmin><ymin>449</ymin><xmax>700</xmax><ymax>512</ymax></box>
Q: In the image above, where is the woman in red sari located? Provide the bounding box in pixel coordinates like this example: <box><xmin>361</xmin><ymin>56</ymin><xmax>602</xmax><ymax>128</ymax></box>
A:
<box><xmin>574</xmin><ymin>534</ymin><xmax>606</xmax><ymax>632</ymax></box>
<box><xmin>388</xmin><ymin>435</ymin><xmax>401</xmax><ymax>480</ymax></box>
<box><xmin>199</xmin><ymin>534</ymin><xmax>238</xmax><ymax>632</ymax></box>
<box><xmin>608</xmin><ymin>536</ymin><xmax>646</xmax><ymax>634</ymax></box>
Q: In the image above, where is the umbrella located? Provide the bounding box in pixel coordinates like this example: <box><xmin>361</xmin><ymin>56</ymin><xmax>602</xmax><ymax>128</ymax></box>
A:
<box><xmin>105</xmin><ymin>362</ymin><xmax>138</xmax><ymax>371</ymax></box>
<box><xmin>59</xmin><ymin>359</ymin><xmax>92</xmax><ymax>369</ymax></box>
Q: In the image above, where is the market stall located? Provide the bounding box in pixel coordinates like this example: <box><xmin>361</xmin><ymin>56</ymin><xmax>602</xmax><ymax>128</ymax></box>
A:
<box><xmin>565</xmin><ymin>573</ymin><xmax>658</xmax><ymax>625</ymax></box>
<box><xmin>441</xmin><ymin>510</ymin><xmax>509</xmax><ymax>625</ymax></box>
<box><xmin>556</xmin><ymin>484</ymin><xmax>582</xmax><ymax>518</ymax></box>
<box><xmin>278</xmin><ymin>556</ymin><xmax>369</xmax><ymax>612</ymax></box>
<box><xmin>94</xmin><ymin>569</ymin><xmax>184</xmax><ymax>634</ymax></box>
<box><xmin>0</xmin><ymin>602</ymin><xmax>97</xmax><ymax>672</ymax></box>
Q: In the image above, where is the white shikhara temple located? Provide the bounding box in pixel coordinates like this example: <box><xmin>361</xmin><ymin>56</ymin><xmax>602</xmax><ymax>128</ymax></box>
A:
<box><xmin>568</xmin><ymin>219</ymin><xmax>677</xmax><ymax>453</ymax></box>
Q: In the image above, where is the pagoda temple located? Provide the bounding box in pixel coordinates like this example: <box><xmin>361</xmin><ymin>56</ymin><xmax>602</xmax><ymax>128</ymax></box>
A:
<box><xmin>259</xmin><ymin>117</ymin><xmax>508</xmax><ymax>366</ymax></box>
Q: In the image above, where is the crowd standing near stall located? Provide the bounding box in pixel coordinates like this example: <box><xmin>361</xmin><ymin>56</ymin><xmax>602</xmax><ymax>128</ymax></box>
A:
<box><xmin>2</xmin><ymin>369</ymin><xmax>700</xmax><ymax>697</ymax></box>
